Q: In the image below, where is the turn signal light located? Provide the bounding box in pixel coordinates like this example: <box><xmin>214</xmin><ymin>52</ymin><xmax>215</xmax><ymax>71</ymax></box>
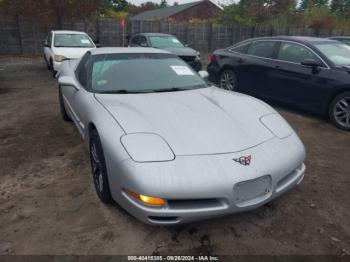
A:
<box><xmin>124</xmin><ymin>188</ymin><xmax>165</xmax><ymax>206</ymax></box>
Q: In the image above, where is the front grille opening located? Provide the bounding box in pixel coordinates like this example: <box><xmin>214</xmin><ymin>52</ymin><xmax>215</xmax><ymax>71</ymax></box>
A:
<box><xmin>148</xmin><ymin>216</ymin><xmax>179</xmax><ymax>223</ymax></box>
<box><xmin>167</xmin><ymin>198</ymin><xmax>225</xmax><ymax>210</ymax></box>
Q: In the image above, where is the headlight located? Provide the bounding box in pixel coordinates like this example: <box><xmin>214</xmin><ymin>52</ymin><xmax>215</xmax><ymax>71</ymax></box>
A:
<box><xmin>54</xmin><ymin>55</ymin><xmax>67</xmax><ymax>62</ymax></box>
<box><xmin>121</xmin><ymin>133</ymin><xmax>175</xmax><ymax>162</ymax></box>
<box><xmin>260</xmin><ymin>113</ymin><xmax>293</xmax><ymax>139</ymax></box>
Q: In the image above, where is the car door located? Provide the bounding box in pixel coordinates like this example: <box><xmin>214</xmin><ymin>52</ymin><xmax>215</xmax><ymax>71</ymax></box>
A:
<box><xmin>236</xmin><ymin>40</ymin><xmax>279</xmax><ymax>96</ymax></box>
<box><xmin>61</xmin><ymin>52</ymin><xmax>91</xmax><ymax>137</ymax></box>
<box><xmin>267</xmin><ymin>41</ymin><xmax>331</xmax><ymax>109</ymax></box>
<box><xmin>44</xmin><ymin>32</ymin><xmax>53</xmax><ymax>62</ymax></box>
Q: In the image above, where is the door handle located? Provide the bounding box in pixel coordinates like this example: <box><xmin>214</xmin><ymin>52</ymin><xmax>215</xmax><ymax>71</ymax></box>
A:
<box><xmin>238</xmin><ymin>58</ymin><xmax>244</xmax><ymax>63</ymax></box>
<box><xmin>274</xmin><ymin>65</ymin><xmax>281</xmax><ymax>69</ymax></box>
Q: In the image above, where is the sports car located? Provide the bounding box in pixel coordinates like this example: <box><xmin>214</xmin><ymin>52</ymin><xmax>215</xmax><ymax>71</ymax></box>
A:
<box><xmin>57</xmin><ymin>47</ymin><xmax>306</xmax><ymax>225</ymax></box>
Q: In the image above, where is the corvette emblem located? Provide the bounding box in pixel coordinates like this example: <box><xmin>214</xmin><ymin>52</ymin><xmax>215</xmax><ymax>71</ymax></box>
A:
<box><xmin>233</xmin><ymin>155</ymin><xmax>252</xmax><ymax>166</ymax></box>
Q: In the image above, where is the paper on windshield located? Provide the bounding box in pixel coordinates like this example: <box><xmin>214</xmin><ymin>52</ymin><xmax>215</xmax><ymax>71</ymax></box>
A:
<box><xmin>81</xmin><ymin>39</ymin><xmax>90</xmax><ymax>44</ymax></box>
<box><xmin>172</xmin><ymin>39</ymin><xmax>180</xmax><ymax>43</ymax></box>
<box><xmin>171</xmin><ymin>65</ymin><xmax>194</xmax><ymax>75</ymax></box>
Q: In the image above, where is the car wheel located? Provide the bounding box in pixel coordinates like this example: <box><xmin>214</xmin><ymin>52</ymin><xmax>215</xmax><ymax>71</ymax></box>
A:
<box><xmin>220</xmin><ymin>69</ymin><xmax>238</xmax><ymax>91</ymax></box>
<box><xmin>49</xmin><ymin>58</ymin><xmax>53</xmax><ymax>71</ymax></box>
<box><xmin>44</xmin><ymin>55</ymin><xmax>50</xmax><ymax>70</ymax></box>
<box><xmin>329</xmin><ymin>91</ymin><xmax>350</xmax><ymax>131</ymax></box>
<box><xmin>58</xmin><ymin>86</ymin><xmax>71</xmax><ymax>122</ymax></box>
<box><xmin>90</xmin><ymin>130</ymin><xmax>113</xmax><ymax>204</ymax></box>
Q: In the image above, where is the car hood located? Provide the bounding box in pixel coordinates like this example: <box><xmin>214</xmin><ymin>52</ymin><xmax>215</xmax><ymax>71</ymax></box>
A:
<box><xmin>52</xmin><ymin>47</ymin><xmax>95</xmax><ymax>59</ymax></box>
<box><xmin>162</xmin><ymin>47</ymin><xmax>197</xmax><ymax>57</ymax></box>
<box><xmin>95</xmin><ymin>87</ymin><xmax>277</xmax><ymax>156</ymax></box>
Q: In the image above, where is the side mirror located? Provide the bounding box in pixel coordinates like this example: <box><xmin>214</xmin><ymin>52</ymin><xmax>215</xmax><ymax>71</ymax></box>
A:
<box><xmin>184</xmin><ymin>43</ymin><xmax>189</xmax><ymax>47</ymax></box>
<box><xmin>44</xmin><ymin>43</ymin><xmax>50</xmax><ymax>47</ymax></box>
<box><xmin>58</xmin><ymin>76</ymin><xmax>80</xmax><ymax>91</ymax></box>
<box><xmin>198</xmin><ymin>70</ymin><xmax>209</xmax><ymax>79</ymax></box>
<box><xmin>95</xmin><ymin>42</ymin><xmax>101</xmax><ymax>48</ymax></box>
<box><xmin>301</xmin><ymin>59</ymin><xmax>322</xmax><ymax>68</ymax></box>
<box><xmin>140</xmin><ymin>42</ymin><xmax>148</xmax><ymax>47</ymax></box>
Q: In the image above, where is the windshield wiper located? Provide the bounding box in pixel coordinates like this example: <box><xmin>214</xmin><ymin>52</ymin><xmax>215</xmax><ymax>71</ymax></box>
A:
<box><xmin>153</xmin><ymin>87</ymin><xmax>189</xmax><ymax>93</ymax></box>
<box><xmin>97</xmin><ymin>90</ymin><xmax>150</xmax><ymax>94</ymax></box>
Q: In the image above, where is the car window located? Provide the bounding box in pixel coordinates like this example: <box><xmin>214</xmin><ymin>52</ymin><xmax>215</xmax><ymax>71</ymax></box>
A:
<box><xmin>46</xmin><ymin>32</ymin><xmax>52</xmax><ymax>46</ymax></box>
<box><xmin>277</xmin><ymin>42</ymin><xmax>320</xmax><ymax>64</ymax></box>
<box><xmin>91</xmin><ymin>53</ymin><xmax>205</xmax><ymax>93</ymax></box>
<box><xmin>139</xmin><ymin>37</ymin><xmax>148</xmax><ymax>47</ymax></box>
<box><xmin>131</xmin><ymin>36</ymin><xmax>140</xmax><ymax>45</ymax></box>
<box><xmin>247</xmin><ymin>41</ymin><xmax>277</xmax><ymax>58</ymax></box>
<box><xmin>314</xmin><ymin>42</ymin><xmax>350</xmax><ymax>66</ymax></box>
<box><xmin>229</xmin><ymin>42</ymin><xmax>250</xmax><ymax>54</ymax></box>
<box><xmin>54</xmin><ymin>33</ymin><xmax>94</xmax><ymax>48</ymax></box>
<box><xmin>338</xmin><ymin>39</ymin><xmax>350</xmax><ymax>46</ymax></box>
<box><xmin>148</xmin><ymin>36</ymin><xmax>184</xmax><ymax>48</ymax></box>
<box><xmin>76</xmin><ymin>52</ymin><xmax>91</xmax><ymax>87</ymax></box>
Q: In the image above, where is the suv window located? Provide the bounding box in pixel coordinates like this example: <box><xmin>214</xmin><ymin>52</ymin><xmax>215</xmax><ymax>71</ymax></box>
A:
<box><xmin>46</xmin><ymin>32</ymin><xmax>52</xmax><ymax>46</ymax></box>
<box><xmin>277</xmin><ymin>42</ymin><xmax>321</xmax><ymax>64</ymax></box>
<box><xmin>139</xmin><ymin>36</ymin><xmax>148</xmax><ymax>47</ymax></box>
<box><xmin>76</xmin><ymin>52</ymin><xmax>91</xmax><ymax>87</ymax></box>
<box><xmin>131</xmin><ymin>35</ymin><xmax>139</xmax><ymax>45</ymax></box>
<box><xmin>247</xmin><ymin>41</ymin><xmax>277</xmax><ymax>58</ymax></box>
<box><xmin>229</xmin><ymin>42</ymin><xmax>250</xmax><ymax>54</ymax></box>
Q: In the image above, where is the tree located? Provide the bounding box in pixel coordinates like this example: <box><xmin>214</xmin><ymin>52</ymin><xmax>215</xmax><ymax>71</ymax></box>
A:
<box><xmin>299</xmin><ymin>0</ymin><xmax>329</xmax><ymax>11</ymax></box>
<box><xmin>173</xmin><ymin>1</ymin><xmax>179</xmax><ymax>6</ymax></box>
<box><xmin>159</xmin><ymin>0</ymin><xmax>168</xmax><ymax>8</ymax></box>
<box><xmin>330</xmin><ymin>0</ymin><xmax>350</xmax><ymax>13</ymax></box>
<box><xmin>302</xmin><ymin>3</ymin><xmax>335</xmax><ymax>34</ymax></box>
<box><xmin>1</xmin><ymin>0</ymin><xmax>101</xmax><ymax>27</ymax></box>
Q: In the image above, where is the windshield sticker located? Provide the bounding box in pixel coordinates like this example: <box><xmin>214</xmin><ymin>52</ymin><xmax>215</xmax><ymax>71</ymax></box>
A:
<box><xmin>97</xmin><ymin>79</ymin><xmax>107</xmax><ymax>85</ymax></box>
<box><xmin>172</xmin><ymin>39</ymin><xmax>180</xmax><ymax>43</ymax></box>
<box><xmin>171</xmin><ymin>65</ymin><xmax>194</xmax><ymax>76</ymax></box>
<box><xmin>81</xmin><ymin>39</ymin><xmax>90</xmax><ymax>44</ymax></box>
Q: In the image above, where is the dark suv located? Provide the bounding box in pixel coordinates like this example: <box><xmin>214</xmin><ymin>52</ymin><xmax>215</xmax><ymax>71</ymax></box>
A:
<box><xmin>129</xmin><ymin>33</ymin><xmax>202</xmax><ymax>71</ymax></box>
<box><xmin>208</xmin><ymin>36</ymin><xmax>350</xmax><ymax>131</ymax></box>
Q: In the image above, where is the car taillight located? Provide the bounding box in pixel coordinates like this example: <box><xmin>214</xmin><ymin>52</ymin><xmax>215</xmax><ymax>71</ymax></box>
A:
<box><xmin>209</xmin><ymin>53</ymin><xmax>217</xmax><ymax>62</ymax></box>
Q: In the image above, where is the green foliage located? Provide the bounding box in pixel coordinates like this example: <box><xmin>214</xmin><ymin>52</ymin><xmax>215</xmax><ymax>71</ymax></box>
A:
<box><xmin>159</xmin><ymin>0</ymin><xmax>168</xmax><ymax>8</ymax></box>
<box><xmin>218</xmin><ymin>0</ymin><xmax>350</xmax><ymax>32</ymax></box>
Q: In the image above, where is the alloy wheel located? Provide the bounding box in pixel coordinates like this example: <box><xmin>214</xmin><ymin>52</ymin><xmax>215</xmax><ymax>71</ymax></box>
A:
<box><xmin>333</xmin><ymin>97</ymin><xmax>350</xmax><ymax>128</ymax></box>
<box><xmin>220</xmin><ymin>71</ymin><xmax>236</xmax><ymax>91</ymax></box>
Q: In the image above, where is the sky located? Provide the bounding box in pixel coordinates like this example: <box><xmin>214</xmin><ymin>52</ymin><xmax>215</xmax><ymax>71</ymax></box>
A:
<box><xmin>128</xmin><ymin>0</ymin><xmax>237</xmax><ymax>6</ymax></box>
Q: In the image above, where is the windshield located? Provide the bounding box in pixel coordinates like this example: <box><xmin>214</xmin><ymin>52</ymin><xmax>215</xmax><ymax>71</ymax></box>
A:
<box><xmin>315</xmin><ymin>42</ymin><xmax>350</xmax><ymax>66</ymax></box>
<box><xmin>91</xmin><ymin>53</ymin><xmax>205</xmax><ymax>93</ymax></box>
<box><xmin>149</xmin><ymin>36</ymin><xmax>184</xmax><ymax>48</ymax></box>
<box><xmin>54</xmin><ymin>34</ymin><xmax>94</xmax><ymax>48</ymax></box>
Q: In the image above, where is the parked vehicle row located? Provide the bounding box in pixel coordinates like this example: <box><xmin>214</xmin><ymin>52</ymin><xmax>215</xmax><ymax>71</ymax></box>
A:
<box><xmin>208</xmin><ymin>36</ymin><xmax>350</xmax><ymax>131</ymax></box>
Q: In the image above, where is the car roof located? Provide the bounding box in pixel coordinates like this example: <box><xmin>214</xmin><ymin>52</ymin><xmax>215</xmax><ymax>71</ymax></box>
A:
<box><xmin>89</xmin><ymin>47</ymin><xmax>171</xmax><ymax>55</ymax></box>
<box><xmin>53</xmin><ymin>30</ymin><xmax>87</xmax><ymax>35</ymax></box>
<box><xmin>241</xmin><ymin>36</ymin><xmax>337</xmax><ymax>44</ymax></box>
<box><xmin>133</xmin><ymin>33</ymin><xmax>173</xmax><ymax>37</ymax></box>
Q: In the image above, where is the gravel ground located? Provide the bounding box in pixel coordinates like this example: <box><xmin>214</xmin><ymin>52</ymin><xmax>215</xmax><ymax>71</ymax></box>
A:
<box><xmin>0</xmin><ymin>56</ymin><xmax>349</xmax><ymax>256</ymax></box>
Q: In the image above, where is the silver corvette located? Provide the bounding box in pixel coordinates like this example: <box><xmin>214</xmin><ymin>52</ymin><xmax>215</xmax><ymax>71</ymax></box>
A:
<box><xmin>57</xmin><ymin>47</ymin><xmax>306</xmax><ymax>225</ymax></box>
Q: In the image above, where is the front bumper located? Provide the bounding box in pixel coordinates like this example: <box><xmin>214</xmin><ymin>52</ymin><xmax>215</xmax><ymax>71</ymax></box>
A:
<box><xmin>108</xmin><ymin>133</ymin><xmax>306</xmax><ymax>225</ymax></box>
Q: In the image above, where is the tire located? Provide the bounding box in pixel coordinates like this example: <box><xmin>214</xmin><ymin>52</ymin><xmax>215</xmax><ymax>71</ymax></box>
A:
<box><xmin>49</xmin><ymin>58</ymin><xmax>53</xmax><ymax>71</ymax></box>
<box><xmin>219</xmin><ymin>69</ymin><xmax>238</xmax><ymax>91</ymax></box>
<box><xmin>90</xmin><ymin>130</ymin><xmax>113</xmax><ymax>204</ymax></box>
<box><xmin>44</xmin><ymin>55</ymin><xmax>50</xmax><ymax>70</ymax></box>
<box><xmin>58</xmin><ymin>86</ymin><xmax>71</xmax><ymax>122</ymax></box>
<box><xmin>329</xmin><ymin>91</ymin><xmax>350</xmax><ymax>131</ymax></box>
